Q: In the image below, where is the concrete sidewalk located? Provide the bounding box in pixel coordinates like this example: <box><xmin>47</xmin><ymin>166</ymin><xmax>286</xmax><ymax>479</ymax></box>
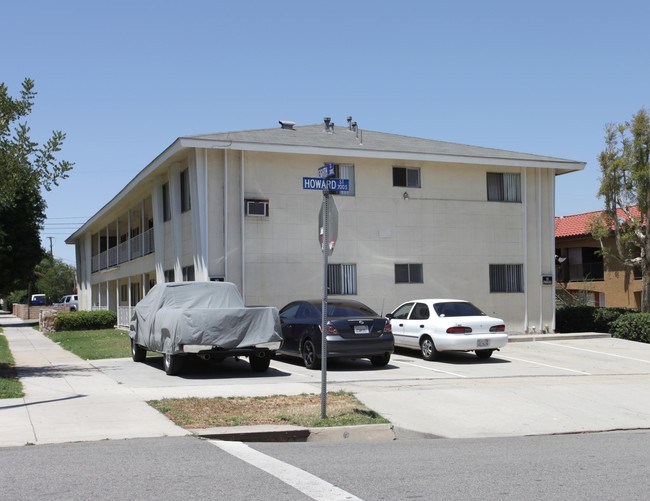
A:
<box><xmin>0</xmin><ymin>313</ymin><xmax>187</xmax><ymax>448</ymax></box>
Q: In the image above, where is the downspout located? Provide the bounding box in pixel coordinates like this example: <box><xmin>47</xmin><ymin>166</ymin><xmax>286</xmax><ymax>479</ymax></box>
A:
<box><xmin>241</xmin><ymin>151</ymin><xmax>246</xmax><ymax>300</ymax></box>
<box><xmin>550</xmin><ymin>170</ymin><xmax>556</xmax><ymax>332</ymax></box>
<box><xmin>224</xmin><ymin>149</ymin><xmax>228</xmax><ymax>281</ymax></box>
<box><xmin>204</xmin><ymin>149</ymin><xmax>209</xmax><ymax>281</ymax></box>
<box><xmin>522</xmin><ymin>168</ymin><xmax>528</xmax><ymax>332</ymax></box>
<box><xmin>537</xmin><ymin>168</ymin><xmax>543</xmax><ymax>332</ymax></box>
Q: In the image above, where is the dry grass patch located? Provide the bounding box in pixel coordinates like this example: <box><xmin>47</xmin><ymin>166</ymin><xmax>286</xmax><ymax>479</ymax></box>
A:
<box><xmin>149</xmin><ymin>391</ymin><xmax>389</xmax><ymax>428</ymax></box>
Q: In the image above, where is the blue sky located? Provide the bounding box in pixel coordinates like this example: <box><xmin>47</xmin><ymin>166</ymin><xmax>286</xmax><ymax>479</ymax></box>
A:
<box><xmin>4</xmin><ymin>0</ymin><xmax>649</xmax><ymax>265</ymax></box>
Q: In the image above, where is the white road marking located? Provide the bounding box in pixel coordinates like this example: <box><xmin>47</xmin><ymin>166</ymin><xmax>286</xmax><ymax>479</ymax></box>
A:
<box><xmin>500</xmin><ymin>355</ymin><xmax>591</xmax><ymax>375</ymax></box>
<box><xmin>210</xmin><ymin>440</ymin><xmax>363</xmax><ymax>501</ymax></box>
<box><xmin>540</xmin><ymin>341</ymin><xmax>650</xmax><ymax>364</ymax></box>
<box><xmin>397</xmin><ymin>360</ymin><xmax>468</xmax><ymax>378</ymax></box>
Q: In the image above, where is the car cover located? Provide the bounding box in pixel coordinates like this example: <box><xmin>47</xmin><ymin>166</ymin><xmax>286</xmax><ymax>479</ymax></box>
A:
<box><xmin>129</xmin><ymin>281</ymin><xmax>282</xmax><ymax>355</ymax></box>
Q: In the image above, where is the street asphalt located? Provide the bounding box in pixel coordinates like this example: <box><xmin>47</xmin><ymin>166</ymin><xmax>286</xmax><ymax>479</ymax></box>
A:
<box><xmin>3</xmin><ymin>311</ymin><xmax>650</xmax><ymax>448</ymax></box>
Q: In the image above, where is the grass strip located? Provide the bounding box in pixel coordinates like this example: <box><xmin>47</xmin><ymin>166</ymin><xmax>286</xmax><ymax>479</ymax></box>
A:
<box><xmin>0</xmin><ymin>332</ymin><xmax>24</xmax><ymax>398</ymax></box>
<box><xmin>149</xmin><ymin>391</ymin><xmax>389</xmax><ymax>428</ymax></box>
<box><xmin>44</xmin><ymin>329</ymin><xmax>131</xmax><ymax>360</ymax></box>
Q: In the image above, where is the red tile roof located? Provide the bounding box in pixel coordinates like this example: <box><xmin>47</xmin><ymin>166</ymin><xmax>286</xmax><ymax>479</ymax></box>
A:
<box><xmin>555</xmin><ymin>207</ymin><xmax>641</xmax><ymax>238</ymax></box>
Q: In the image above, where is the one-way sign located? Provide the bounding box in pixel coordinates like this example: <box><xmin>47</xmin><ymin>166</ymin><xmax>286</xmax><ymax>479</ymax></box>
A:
<box><xmin>303</xmin><ymin>177</ymin><xmax>349</xmax><ymax>191</ymax></box>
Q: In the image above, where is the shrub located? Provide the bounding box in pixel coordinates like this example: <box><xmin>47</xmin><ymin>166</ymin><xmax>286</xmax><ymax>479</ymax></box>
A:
<box><xmin>555</xmin><ymin>306</ymin><xmax>635</xmax><ymax>333</ymax></box>
<box><xmin>54</xmin><ymin>310</ymin><xmax>117</xmax><ymax>331</ymax></box>
<box><xmin>609</xmin><ymin>313</ymin><xmax>650</xmax><ymax>343</ymax></box>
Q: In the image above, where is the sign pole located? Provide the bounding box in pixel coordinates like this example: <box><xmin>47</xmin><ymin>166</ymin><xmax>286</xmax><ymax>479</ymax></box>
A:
<box><xmin>321</xmin><ymin>189</ymin><xmax>329</xmax><ymax>419</ymax></box>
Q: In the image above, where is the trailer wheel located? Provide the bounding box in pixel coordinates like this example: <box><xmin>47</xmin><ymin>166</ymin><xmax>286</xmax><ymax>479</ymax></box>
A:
<box><xmin>131</xmin><ymin>338</ymin><xmax>146</xmax><ymax>362</ymax></box>
<box><xmin>249</xmin><ymin>353</ymin><xmax>271</xmax><ymax>372</ymax></box>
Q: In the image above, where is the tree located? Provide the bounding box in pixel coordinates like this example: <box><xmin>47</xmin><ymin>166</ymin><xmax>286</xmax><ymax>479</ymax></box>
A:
<box><xmin>591</xmin><ymin>108</ymin><xmax>650</xmax><ymax>311</ymax></box>
<box><xmin>35</xmin><ymin>257</ymin><xmax>76</xmax><ymax>303</ymax></box>
<box><xmin>0</xmin><ymin>78</ymin><xmax>73</xmax><ymax>296</ymax></box>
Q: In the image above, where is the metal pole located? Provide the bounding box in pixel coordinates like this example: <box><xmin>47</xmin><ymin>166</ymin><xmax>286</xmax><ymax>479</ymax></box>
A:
<box><xmin>321</xmin><ymin>189</ymin><xmax>329</xmax><ymax>419</ymax></box>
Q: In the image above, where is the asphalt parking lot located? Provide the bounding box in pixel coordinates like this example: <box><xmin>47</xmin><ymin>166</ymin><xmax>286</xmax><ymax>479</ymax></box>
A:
<box><xmin>92</xmin><ymin>336</ymin><xmax>650</xmax><ymax>438</ymax></box>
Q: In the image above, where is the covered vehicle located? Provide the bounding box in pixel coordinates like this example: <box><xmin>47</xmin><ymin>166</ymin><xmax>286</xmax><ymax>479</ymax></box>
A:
<box><xmin>129</xmin><ymin>281</ymin><xmax>282</xmax><ymax>375</ymax></box>
<box><xmin>388</xmin><ymin>299</ymin><xmax>507</xmax><ymax>360</ymax></box>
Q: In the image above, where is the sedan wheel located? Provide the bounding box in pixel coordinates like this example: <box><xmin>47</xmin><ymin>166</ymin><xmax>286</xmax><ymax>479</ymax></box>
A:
<box><xmin>370</xmin><ymin>353</ymin><xmax>391</xmax><ymax>367</ymax></box>
<box><xmin>420</xmin><ymin>336</ymin><xmax>439</xmax><ymax>361</ymax></box>
<box><xmin>476</xmin><ymin>349</ymin><xmax>494</xmax><ymax>359</ymax></box>
<box><xmin>131</xmin><ymin>338</ymin><xmax>146</xmax><ymax>362</ymax></box>
<box><xmin>163</xmin><ymin>353</ymin><xmax>183</xmax><ymax>376</ymax></box>
<box><xmin>302</xmin><ymin>339</ymin><xmax>321</xmax><ymax>370</ymax></box>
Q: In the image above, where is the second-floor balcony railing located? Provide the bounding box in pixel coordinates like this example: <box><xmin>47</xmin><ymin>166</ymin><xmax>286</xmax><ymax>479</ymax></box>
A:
<box><xmin>91</xmin><ymin>228</ymin><xmax>155</xmax><ymax>273</ymax></box>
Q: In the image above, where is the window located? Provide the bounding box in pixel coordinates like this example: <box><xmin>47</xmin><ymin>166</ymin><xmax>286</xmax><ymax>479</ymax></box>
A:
<box><xmin>328</xmin><ymin>264</ymin><xmax>357</xmax><ymax>294</ymax></box>
<box><xmin>393</xmin><ymin>167</ymin><xmax>420</xmax><ymax>188</ymax></box>
<box><xmin>120</xmin><ymin>284</ymin><xmax>127</xmax><ymax>299</ymax></box>
<box><xmin>487</xmin><ymin>173</ymin><xmax>521</xmax><ymax>202</ymax></box>
<box><xmin>182</xmin><ymin>265</ymin><xmax>195</xmax><ymax>281</ymax></box>
<box><xmin>395</xmin><ymin>264</ymin><xmax>423</xmax><ymax>284</ymax></box>
<box><xmin>162</xmin><ymin>182</ymin><xmax>171</xmax><ymax>221</ymax></box>
<box><xmin>331</xmin><ymin>164</ymin><xmax>355</xmax><ymax>196</ymax></box>
<box><xmin>489</xmin><ymin>264</ymin><xmax>524</xmax><ymax>292</ymax></box>
<box><xmin>180</xmin><ymin>169</ymin><xmax>191</xmax><ymax>212</ymax></box>
<box><xmin>130</xmin><ymin>283</ymin><xmax>141</xmax><ymax>306</ymax></box>
<box><xmin>245</xmin><ymin>199</ymin><xmax>269</xmax><ymax>217</ymax></box>
<box><xmin>164</xmin><ymin>269</ymin><xmax>175</xmax><ymax>283</ymax></box>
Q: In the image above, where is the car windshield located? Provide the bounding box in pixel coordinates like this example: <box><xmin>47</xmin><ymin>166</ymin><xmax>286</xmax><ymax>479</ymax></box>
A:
<box><xmin>433</xmin><ymin>302</ymin><xmax>485</xmax><ymax>317</ymax></box>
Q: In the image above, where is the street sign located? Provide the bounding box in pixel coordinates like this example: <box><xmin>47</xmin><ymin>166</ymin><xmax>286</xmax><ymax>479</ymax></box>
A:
<box><xmin>303</xmin><ymin>177</ymin><xmax>349</xmax><ymax>191</ymax></box>
<box><xmin>318</xmin><ymin>162</ymin><xmax>335</xmax><ymax>179</ymax></box>
<box><xmin>319</xmin><ymin>196</ymin><xmax>338</xmax><ymax>255</ymax></box>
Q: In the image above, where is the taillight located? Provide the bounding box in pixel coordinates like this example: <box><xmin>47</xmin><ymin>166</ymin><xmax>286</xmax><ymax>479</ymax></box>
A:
<box><xmin>320</xmin><ymin>323</ymin><xmax>338</xmax><ymax>334</ymax></box>
<box><xmin>490</xmin><ymin>325</ymin><xmax>506</xmax><ymax>332</ymax></box>
<box><xmin>383</xmin><ymin>322</ymin><xmax>392</xmax><ymax>334</ymax></box>
<box><xmin>446</xmin><ymin>326</ymin><xmax>472</xmax><ymax>334</ymax></box>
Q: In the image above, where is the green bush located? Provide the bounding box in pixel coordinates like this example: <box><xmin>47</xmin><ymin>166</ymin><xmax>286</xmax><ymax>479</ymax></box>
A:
<box><xmin>555</xmin><ymin>306</ymin><xmax>635</xmax><ymax>333</ymax></box>
<box><xmin>54</xmin><ymin>310</ymin><xmax>117</xmax><ymax>331</ymax></box>
<box><xmin>609</xmin><ymin>313</ymin><xmax>650</xmax><ymax>343</ymax></box>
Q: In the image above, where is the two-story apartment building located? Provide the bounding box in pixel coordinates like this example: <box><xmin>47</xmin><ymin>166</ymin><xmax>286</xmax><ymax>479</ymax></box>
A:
<box><xmin>66</xmin><ymin>118</ymin><xmax>585</xmax><ymax>332</ymax></box>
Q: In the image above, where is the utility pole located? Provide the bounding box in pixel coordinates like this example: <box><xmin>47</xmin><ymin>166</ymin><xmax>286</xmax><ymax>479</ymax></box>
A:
<box><xmin>47</xmin><ymin>236</ymin><xmax>54</xmax><ymax>257</ymax></box>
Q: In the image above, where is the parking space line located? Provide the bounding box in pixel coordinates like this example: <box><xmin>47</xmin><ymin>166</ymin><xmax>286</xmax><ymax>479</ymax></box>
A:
<box><xmin>540</xmin><ymin>342</ymin><xmax>650</xmax><ymax>364</ymax></box>
<box><xmin>210</xmin><ymin>440</ymin><xmax>363</xmax><ymax>501</ymax></box>
<box><xmin>397</xmin><ymin>360</ymin><xmax>468</xmax><ymax>378</ymax></box>
<box><xmin>499</xmin><ymin>355</ymin><xmax>591</xmax><ymax>375</ymax></box>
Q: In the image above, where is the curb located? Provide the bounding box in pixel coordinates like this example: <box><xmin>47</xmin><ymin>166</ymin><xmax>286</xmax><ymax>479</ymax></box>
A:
<box><xmin>190</xmin><ymin>423</ymin><xmax>396</xmax><ymax>443</ymax></box>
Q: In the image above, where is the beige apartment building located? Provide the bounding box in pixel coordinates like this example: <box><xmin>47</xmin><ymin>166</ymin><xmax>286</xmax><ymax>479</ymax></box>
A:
<box><xmin>66</xmin><ymin>118</ymin><xmax>585</xmax><ymax>332</ymax></box>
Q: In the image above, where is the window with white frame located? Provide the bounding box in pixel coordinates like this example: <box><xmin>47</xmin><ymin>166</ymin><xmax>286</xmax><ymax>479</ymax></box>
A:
<box><xmin>331</xmin><ymin>164</ymin><xmax>355</xmax><ymax>196</ymax></box>
<box><xmin>487</xmin><ymin>172</ymin><xmax>521</xmax><ymax>202</ymax></box>
<box><xmin>180</xmin><ymin>169</ymin><xmax>191</xmax><ymax>212</ymax></box>
<box><xmin>395</xmin><ymin>263</ymin><xmax>424</xmax><ymax>283</ymax></box>
<box><xmin>489</xmin><ymin>264</ymin><xmax>524</xmax><ymax>292</ymax></box>
<box><xmin>328</xmin><ymin>264</ymin><xmax>357</xmax><ymax>294</ymax></box>
<box><xmin>393</xmin><ymin>167</ymin><xmax>421</xmax><ymax>188</ymax></box>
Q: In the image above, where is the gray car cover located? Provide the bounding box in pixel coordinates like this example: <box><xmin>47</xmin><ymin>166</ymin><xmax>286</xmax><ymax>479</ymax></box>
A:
<box><xmin>129</xmin><ymin>281</ymin><xmax>282</xmax><ymax>355</ymax></box>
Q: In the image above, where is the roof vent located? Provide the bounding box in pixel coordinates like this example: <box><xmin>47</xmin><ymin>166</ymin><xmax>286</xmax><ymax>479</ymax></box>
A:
<box><xmin>323</xmin><ymin>117</ymin><xmax>331</xmax><ymax>131</ymax></box>
<box><xmin>279</xmin><ymin>120</ymin><xmax>295</xmax><ymax>130</ymax></box>
<box><xmin>347</xmin><ymin>116</ymin><xmax>352</xmax><ymax>130</ymax></box>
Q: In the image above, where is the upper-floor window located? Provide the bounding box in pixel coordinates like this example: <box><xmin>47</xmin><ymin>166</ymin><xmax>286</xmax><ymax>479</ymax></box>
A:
<box><xmin>331</xmin><ymin>164</ymin><xmax>355</xmax><ymax>196</ymax></box>
<box><xmin>487</xmin><ymin>172</ymin><xmax>521</xmax><ymax>202</ymax></box>
<box><xmin>180</xmin><ymin>169</ymin><xmax>191</xmax><ymax>212</ymax></box>
<box><xmin>489</xmin><ymin>264</ymin><xmax>524</xmax><ymax>292</ymax></box>
<box><xmin>164</xmin><ymin>269</ymin><xmax>175</xmax><ymax>283</ymax></box>
<box><xmin>395</xmin><ymin>263</ymin><xmax>424</xmax><ymax>284</ymax></box>
<box><xmin>162</xmin><ymin>182</ymin><xmax>171</xmax><ymax>221</ymax></box>
<box><xmin>182</xmin><ymin>265</ymin><xmax>195</xmax><ymax>281</ymax></box>
<box><xmin>393</xmin><ymin>167</ymin><xmax>420</xmax><ymax>188</ymax></box>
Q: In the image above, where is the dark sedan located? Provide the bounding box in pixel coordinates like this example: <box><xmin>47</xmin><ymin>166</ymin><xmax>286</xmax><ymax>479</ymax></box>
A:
<box><xmin>277</xmin><ymin>299</ymin><xmax>394</xmax><ymax>369</ymax></box>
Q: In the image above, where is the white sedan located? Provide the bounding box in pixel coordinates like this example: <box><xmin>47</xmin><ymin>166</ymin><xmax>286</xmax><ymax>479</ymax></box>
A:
<box><xmin>387</xmin><ymin>299</ymin><xmax>508</xmax><ymax>360</ymax></box>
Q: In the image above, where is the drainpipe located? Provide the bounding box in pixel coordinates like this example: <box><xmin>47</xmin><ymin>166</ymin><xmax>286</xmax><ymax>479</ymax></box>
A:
<box><xmin>550</xmin><ymin>170</ymin><xmax>556</xmax><ymax>332</ymax></box>
<box><xmin>537</xmin><ymin>168</ymin><xmax>543</xmax><ymax>332</ymax></box>
<box><xmin>224</xmin><ymin>149</ymin><xmax>228</xmax><ymax>282</ymax></box>
<box><xmin>522</xmin><ymin>168</ymin><xmax>528</xmax><ymax>332</ymax></box>
<box><xmin>241</xmin><ymin>151</ymin><xmax>246</xmax><ymax>300</ymax></box>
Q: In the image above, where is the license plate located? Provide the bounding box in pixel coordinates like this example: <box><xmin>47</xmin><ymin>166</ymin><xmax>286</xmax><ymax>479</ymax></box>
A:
<box><xmin>354</xmin><ymin>325</ymin><xmax>370</xmax><ymax>334</ymax></box>
<box><xmin>477</xmin><ymin>339</ymin><xmax>489</xmax><ymax>348</ymax></box>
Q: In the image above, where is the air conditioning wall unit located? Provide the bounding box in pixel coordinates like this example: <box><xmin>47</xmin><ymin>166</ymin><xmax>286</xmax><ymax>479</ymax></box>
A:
<box><xmin>245</xmin><ymin>199</ymin><xmax>269</xmax><ymax>217</ymax></box>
